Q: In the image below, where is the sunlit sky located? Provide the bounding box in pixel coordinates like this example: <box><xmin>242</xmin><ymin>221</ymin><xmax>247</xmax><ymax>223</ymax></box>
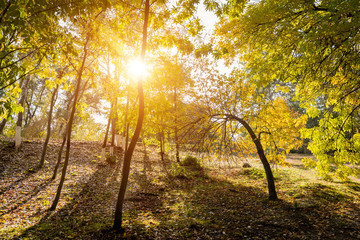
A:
<box><xmin>197</xmin><ymin>1</ymin><xmax>218</xmax><ymax>34</ymax></box>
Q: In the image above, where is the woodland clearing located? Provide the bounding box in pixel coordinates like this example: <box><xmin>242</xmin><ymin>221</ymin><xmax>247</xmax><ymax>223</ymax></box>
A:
<box><xmin>0</xmin><ymin>139</ymin><xmax>359</xmax><ymax>240</ymax></box>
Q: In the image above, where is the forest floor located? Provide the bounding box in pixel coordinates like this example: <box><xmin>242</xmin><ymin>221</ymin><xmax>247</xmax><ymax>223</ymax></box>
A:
<box><xmin>0</xmin><ymin>138</ymin><xmax>360</xmax><ymax>240</ymax></box>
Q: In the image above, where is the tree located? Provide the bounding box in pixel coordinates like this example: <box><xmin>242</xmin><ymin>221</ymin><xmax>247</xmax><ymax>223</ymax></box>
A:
<box><xmin>220</xmin><ymin>113</ymin><xmax>277</xmax><ymax>200</ymax></box>
<box><xmin>52</xmin><ymin>86</ymin><xmax>75</xmax><ymax>180</ymax></box>
<box><xmin>188</xmin><ymin>62</ymin><xmax>306</xmax><ymax>199</ymax></box>
<box><xmin>214</xmin><ymin>0</ymin><xmax>360</xmax><ymax>180</ymax></box>
<box><xmin>0</xmin><ymin>1</ymin><xmax>67</xmax><ymax>120</ymax></box>
<box><xmin>39</xmin><ymin>85</ymin><xmax>58</xmax><ymax>168</ymax></box>
<box><xmin>113</xmin><ymin>0</ymin><xmax>150</xmax><ymax>231</ymax></box>
<box><xmin>143</xmin><ymin>56</ymin><xmax>191</xmax><ymax>163</ymax></box>
<box><xmin>50</xmin><ymin>2</ymin><xmax>114</xmax><ymax>207</ymax></box>
<box><xmin>0</xmin><ymin>1</ymin><xmax>116</xmax><ymax>129</ymax></box>
<box><xmin>23</xmin><ymin>76</ymin><xmax>46</xmax><ymax>128</ymax></box>
<box><xmin>50</xmin><ymin>32</ymin><xmax>91</xmax><ymax>211</ymax></box>
<box><xmin>15</xmin><ymin>75</ymin><xmax>30</xmax><ymax>151</ymax></box>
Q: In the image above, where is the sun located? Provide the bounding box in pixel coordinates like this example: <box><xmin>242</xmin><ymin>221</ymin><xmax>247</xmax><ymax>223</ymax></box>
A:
<box><xmin>127</xmin><ymin>58</ymin><xmax>147</xmax><ymax>78</ymax></box>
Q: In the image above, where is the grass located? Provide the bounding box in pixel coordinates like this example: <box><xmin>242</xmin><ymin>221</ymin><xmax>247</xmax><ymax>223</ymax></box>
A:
<box><xmin>0</xmin><ymin>141</ymin><xmax>360</xmax><ymax>239</ymax></box>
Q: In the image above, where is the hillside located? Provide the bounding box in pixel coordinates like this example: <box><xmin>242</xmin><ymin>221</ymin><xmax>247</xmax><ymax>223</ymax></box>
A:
<box><xmin>1</xmin><ymin>139</ymin><xmax>360</xmax><ymax>239</ymax></box>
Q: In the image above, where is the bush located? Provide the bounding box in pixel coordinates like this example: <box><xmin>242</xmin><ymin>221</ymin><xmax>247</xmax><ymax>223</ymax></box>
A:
<box><xmin>181</xmin><ymin>156</ymin><xmax>202</xmax><ymax>169</ymax></box>
<box><xmin>170</xmin><ymin>156</ymin><xmax>206</xmax><ymax>179</ymax></box>
<box><xmin>169</xmin><ymin>163</ymin><xmax>187</xmax><ymax>178</ymax></box>
<box><xmin>106</xmin><ymin>155</ymin><xmax>117</xmax><ymax>164</ymax></box>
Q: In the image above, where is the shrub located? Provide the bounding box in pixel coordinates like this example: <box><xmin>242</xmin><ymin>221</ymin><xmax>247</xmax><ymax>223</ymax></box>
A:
<box><xmin>170</xmin><ymin>162</ymin><xmax>187</xmax><ymax>179</ymax></box>
<box><xmin>106</xmin><ymin>155</ymin><xmax>117</xmax><ymax>164</ymax></box>
<box><xmin>181</xmin><ymin>156</ymin><xmax>202</xmax><ymax>169</ymax></box>
<box><xmin>170</xmin><ymin>156</ymin><xmax>206</xmax><ymax>179</ymax></box>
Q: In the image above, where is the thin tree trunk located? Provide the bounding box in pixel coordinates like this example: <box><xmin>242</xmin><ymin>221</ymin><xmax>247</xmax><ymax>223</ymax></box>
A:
<box><xmin>15</xmin><ymin>75</ymin><xmax>30</xmax><ymax>151</ymax></box>
<box><xmin>159</xmin><ymin>131</ymin><xmax>164</xmax><ymax>163</ymax></box>
<box><xmin>25</xmin><ymin>84</ymin><xmax>45</xmax><ymax>127</ymax></box>
<box><xmin>24</xmin><ymin>84</ymin><xmax>34</xmax><ymax>127</ymax></box>
<box><xmin>174</xmin><ymin>86</ymin><xmax>180</xmax><ymax>162</ymax></box>
<box><xmin>110</xmin><ymin>102</ymin><xmax>116</xmax><ymax>155</ymax></box>
<box><xmin>103</xmin><ymin>112</ymin><xmax>111</xmax><ymax>148</ymax></box>
<box><xmin>114</xmin><ymin>98</ymin><xmax>120</xmax><ymax>147</ymax></box>
<box><xmin>141</xmin><ymin>130</ymin><xmax>150</xmax><ymax>172</ymax></box>
<box><xmin>114</xmin><ymin>59</ymin><xmax>121</xmax><ymax>148</ymax></box>
<box><xmin>52</xmin><ymin>131</ymin><xmax>66</xmax><ymax>180</ymax></box>
<box><xmin>226</xmin><ymin>114</ymin><xmax>277</xmax><ymax>200</ymax></box>
<box><xmin>40</xmin><ymin>86</ymin><xmax>59</xmax><ymax>168</ymax></box>
<box><xmin>125</xmin><ymin>123</ymin><xmax>129</xmax><ymax>153</ymax></box>
<box><xmin>123</xmin><ymin>91</ymin><xmax>130</xmax><ymax>152</ymax></box>
<box><xmin>159</xmin><ymin>130</ymin><xmax>169</xmax><ymax>175</ymax></box>
<box><xmin>0</xmin><ymin>118</ymin><xmax>7</xmax><ymax>134</ymax></box>
<box><xmin>101</xmin><ymin>111</ymin><xmax>111</xmax><ymax>161</ymax></box>
<box><xmin>113</xmin><ymin>0</ymin><xmax>149</xmax><ymax>231</ymax></box>
<box><xmin>50</xmin><ymin>35</ymin><xmax>89</xmax><ymax>211</ymax></box>
<box><xmin>52</xmin><ymin>91</ymin><xmax>74</xmax><ymax>179</ymax></box>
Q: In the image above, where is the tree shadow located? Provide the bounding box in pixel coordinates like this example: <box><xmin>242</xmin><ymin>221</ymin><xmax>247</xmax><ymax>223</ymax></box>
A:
<box><xmin>342</xmin><ymin>181</ymin><xmax>360</xmax><ymax>192</ymax></box>
<box><xmin>16</xmin><ymin>160</ymin><xmax>124</xmax><ymax>239</ymax></box>
<box><xmin>0</xmin><ymin>178</ymin><xmax>52</xmax><ymax>217</ymax></box>
<box><xmin>5</xmin><ymin>143</ymin><xmax>360</xmax><ymax>240</ymax></box>
<box><xmin>127</xmin><ymin>174</ymin><xmax>360</xmax><ymax>239</ymax></box>
<box><xmin>13</xmin><ymin>167</ymin><xmax>360</xmax><ymax>240</ymax></box>
<box><xmin>0</xmin><ymin>142</ymin><xmax>44</xmax><ymax>195</ymax></box>
<box><xmin>13</xmin><ymin>147</ymin><xmax>167</xmax><ymax>239</ymax></box>
<box><xmin>0</xmin><ymin>170</ymin><xmax>38</xmax><ymax>196</ymax></box>
<box><xmin>142</xmin><ymin>153</ymin><xmax>152</xmax><ymax>173</ymax></box>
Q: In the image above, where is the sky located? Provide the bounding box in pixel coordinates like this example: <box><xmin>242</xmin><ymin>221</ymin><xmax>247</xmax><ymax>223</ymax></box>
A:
<box><xmin>197</xmin><ymin>2</ymin><xmax>218</xmax><ymax>34</ymax></box>
<box><xmin>196</xmin><ymin>1</ymin><xmax>233</xmax><ymax>76</ymax></box>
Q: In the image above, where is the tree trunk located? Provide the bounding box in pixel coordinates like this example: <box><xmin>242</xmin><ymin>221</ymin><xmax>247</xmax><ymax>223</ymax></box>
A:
<box><xmin>52</xmin><ymin>131</ymin><xmax>66</xmax><ymax>180</ymax></box>
<box><xmin>103</xmin><ymin>112</ymin><xmax>111</xmax><ymax>147</ymax></box>
<box><xmin>50</xmin><ymin>35</ymin><xmax>89</xmax><ymax>211</ymax></box>
<box><xmin>226</xmin><ymin>114</ymin><xmax>278</xmax><ymax>200</ymax></box>
<box><xmin>114</xmin><ymin>99</ymin><xmax>120</xmax><ymax>148</ymax></box>
<box><xmin>24</xmin><ymin>85</ymin><xmax>34</xmax><ymax>127</ymax></box>
<box><xmin>101</xmin><ymin>111</ymin><xmax>111</xmax><ymax>161</ymax></box>
<box><xmin>159</xmin><ymin>131</ymin><xmax>165</xmax><ymax>163</ymax></box>
<box><xmin>110</xmin><ymin>102</ymin><xmax>116</xmax><ymax>155</ymax></box>
<box><xmin>113</xmin><ymin>0</ymin><xmax>149</xmax><ymax>231</ymax></box>
<box><xmin>52</xmin><ymin>90</ymin><xmax>74</xmax><ymax>180</ymax></box>
<box><xmin>15</xmin><ymin>75</ymin><xmax>30</xmax><ymax>151</ymax></box>
<box><xmin>40</xmin><ymin>86</ymin><xmax>59</xmax><ymax>168</ymax></box>
<box><xmin>159</xmin><ymin>130</ymin><xmax>169</xmax><ymax>175</ymax></box>
<box><xmin>114</xmin><ymin>60</ymin><xmax>121</xmax><ymax>148</ymax></box>
<box><xmin>25</xmin><ymin>84</ymin><xmax>45</xmax><ymax>127</ymax></box>
<box><xmin>174</xmin><ymin>86</ymin><xmax>180</xmax><ymax>162</ymax></box>
<box><xmin>0</xmin><ymin>118</ymin><xmax>7</xmax><ymax>135</ymax></box>
<box><xmin>125</xmin><ymin>123</ymin><xmax>129</xmax><ymax>153</ymax></box>
<box><xmin>123</xmin><ymin>91</ymin><xmax>130</xmax><ymax>152</ymax></box>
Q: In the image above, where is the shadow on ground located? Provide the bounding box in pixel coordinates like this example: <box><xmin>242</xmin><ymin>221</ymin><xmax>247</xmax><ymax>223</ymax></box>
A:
<box><xmin>18</xmin><ymin>169</ymin><xmax>360</xmax><ymax>239</ymax></box>
<box><xmin>0</xmin><ymin>141</ymin><xmax>359</xmax><ymax>239</ymax></box>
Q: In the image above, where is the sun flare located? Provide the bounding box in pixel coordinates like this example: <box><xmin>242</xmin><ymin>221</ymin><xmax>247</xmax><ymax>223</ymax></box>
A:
<box><xmin>127</xmin><ymin>59</ymin><xmax>147</xmax><ymax>78</ymax></box>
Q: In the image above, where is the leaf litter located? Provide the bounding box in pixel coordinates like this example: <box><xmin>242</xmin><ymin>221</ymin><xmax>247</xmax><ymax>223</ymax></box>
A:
<box><xmin>0</xmin><ymin>140</ymin><xmax>359</xmax><ymax>239</ymax></box>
